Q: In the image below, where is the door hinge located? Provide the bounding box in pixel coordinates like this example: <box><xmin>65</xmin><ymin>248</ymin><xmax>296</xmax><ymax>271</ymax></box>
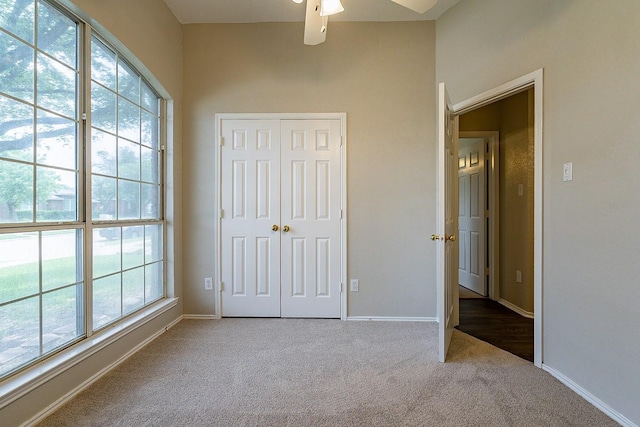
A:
<box><xmin>81</xmin><ymin>112</ymin><xmax>87</xmax><ymax>121</ymax></box>
<box><xmin>219</xmin><ymin>136</ymin><xmax>224</xmax><ymax>147</ymax></box>
<box><xmin>219</xmin><ymin>281</ymin><xmax>224</xmax><ymax>291</ymax></box>
<box><xmin>339</xmin><ymin>209</ymin><xmax>343</xmax><ymax>219</ymax></box>
<box><xmin>219</xmin><ymin>209</ymin><xmax>224</xmax><ymax>219</ymax></box>
<box><xmin>340</xmin><ymin>282</ymin><xmax>344</xmax><ymax>293</ymax></box>
<box><xmin>485</xmin><ymin>268</ymin><xmax>490</xmax><ymax>276</ymax></box>
<box><xmin>485</xmin><ymin>210</ymin><xmax>490</xmax><ymax>218</ymax></box>
<box><xmin>340</xmin><ymin>136</ymin><xmax>344</xmax><ymax>147</ymax></box>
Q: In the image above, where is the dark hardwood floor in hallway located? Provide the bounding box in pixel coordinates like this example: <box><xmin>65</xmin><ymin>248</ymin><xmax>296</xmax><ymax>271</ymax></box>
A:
<box><xmin>457</xmin><ymin>297</ymin><xmax>534</xmax><ymax>362</ymax></box>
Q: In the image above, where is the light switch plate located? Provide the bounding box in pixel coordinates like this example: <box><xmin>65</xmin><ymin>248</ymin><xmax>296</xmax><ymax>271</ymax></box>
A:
<box><xmin>563</xmin><ymin>162</ymin><xmax>573</xmax><ymax>182</ymax></box>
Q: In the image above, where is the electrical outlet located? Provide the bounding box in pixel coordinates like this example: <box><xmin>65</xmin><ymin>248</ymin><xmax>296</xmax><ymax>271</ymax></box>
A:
<box><xmin>516</xmin><ymin>271</ymin><xmax>522</xmax><ymax>283</ymax></box>
<box><xmin>204</xmin><ymin>277</ymin><xmax>213</xmax><ymax>291</ymax></box>
<box><xmin>350</xmin><ymin>279</ymin><xmax>359</xmax><ymax>292</ymax></box>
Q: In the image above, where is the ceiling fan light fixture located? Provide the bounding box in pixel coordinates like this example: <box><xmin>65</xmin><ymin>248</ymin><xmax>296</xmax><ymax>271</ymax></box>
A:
<box><xmin>320</xmin><ymin>0</ymin><xmax>344</xmax><ymax>16</ymax></box>
<box><xmin>292</xmin><ymin>0</ymin><xmax>303</xmax><ymax>3</ymax></box>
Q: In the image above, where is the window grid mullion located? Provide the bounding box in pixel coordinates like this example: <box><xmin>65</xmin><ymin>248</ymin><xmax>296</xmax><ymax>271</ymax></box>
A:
<box><xmin>84</xmin><ymin>23</ymin><xmax>94</xmax><ymax>339</ymax></box>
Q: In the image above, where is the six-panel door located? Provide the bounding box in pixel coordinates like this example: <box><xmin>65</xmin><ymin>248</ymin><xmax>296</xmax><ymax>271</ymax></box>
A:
<box><xmin>220</xmin><ymin>120</ymin><xmax>282</xmax><ymax>317</ymax></box>
<box><xmin>458</xmin><ymin>137</ymin><xmax>486</xmax><ymax>296</ymax></box>
<box><xmin>280</xmin><ymin>120</ymin><xmax>342</xmax><ymax>318</ymax></box>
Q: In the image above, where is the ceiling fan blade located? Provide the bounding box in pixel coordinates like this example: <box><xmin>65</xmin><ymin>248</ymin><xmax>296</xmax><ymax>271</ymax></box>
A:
<box><xmin>390</xmin><ymin>0</ymin><xmax>438</xmax><ymax>14</ymax></box>
<box><xmin>304</xmin><ymin>0</ymin><xmax>328</xmax><ymax>45</ymax></box>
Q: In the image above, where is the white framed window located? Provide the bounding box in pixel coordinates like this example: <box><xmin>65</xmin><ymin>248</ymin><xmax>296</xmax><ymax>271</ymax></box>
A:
<box><xmin>0</xmin><ymin>0</ymin><xmax>165</xmax><ymax>379</ymax></box>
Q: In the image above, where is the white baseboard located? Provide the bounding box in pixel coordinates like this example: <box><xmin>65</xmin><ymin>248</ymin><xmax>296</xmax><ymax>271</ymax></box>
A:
<box><xmin>347</xmin><ymin>316</ymin><xmax>437</xmax><ymax>322</ymax></box>
<box><xmin>498</xmin><ymin>298</ymin><xmax>534</xmax><ymax>319</ymax></box>
<box><xmin>23</xmin><ymin>314</ymin><xmax>183</xmax><ymax>427</ymax></box>
<box><xmin>542</xmin><ymin>365</ymin><xmax>637</xmax><ymax>427</ymax></box>
<box><xmin>182</xmin><ymin>314</ymin><xmax>219</xmax><ymax>320</ymax></box>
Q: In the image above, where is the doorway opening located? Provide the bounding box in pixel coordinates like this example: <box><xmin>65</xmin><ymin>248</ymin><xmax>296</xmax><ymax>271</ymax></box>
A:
<box><xmin>456</xmin><ymin>88</ymin><xmax>535</xmax><ymax>362</ymax></box>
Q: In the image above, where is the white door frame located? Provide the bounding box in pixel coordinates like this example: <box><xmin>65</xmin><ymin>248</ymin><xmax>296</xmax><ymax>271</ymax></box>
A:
<box><xmin>214</xmin><ymin>113</ymin><xmax>348</xmax><ymax>321</ymax></box>
<box><xmin>452</xmin><ymin>69</ymin><xmax>543</xmax><ymax>367</ymax></box>
<box><xmin>459</xmin><ymin>131</ymin><xmax>500</xmax><ymax>301</ymax></box>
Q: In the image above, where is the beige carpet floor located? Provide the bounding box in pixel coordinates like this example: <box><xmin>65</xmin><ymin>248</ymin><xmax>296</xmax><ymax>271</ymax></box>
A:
<box><xmin>38</xmin><ymin>319</ymin><xmax>616</xmax><ymax>426</ymax></box>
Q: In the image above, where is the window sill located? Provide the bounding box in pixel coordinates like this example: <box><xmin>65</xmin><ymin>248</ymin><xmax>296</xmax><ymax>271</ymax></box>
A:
<box><xmin>0</xmin><ymin>297</ymin><xmax>178</xmax><ymax>409</ymax></box>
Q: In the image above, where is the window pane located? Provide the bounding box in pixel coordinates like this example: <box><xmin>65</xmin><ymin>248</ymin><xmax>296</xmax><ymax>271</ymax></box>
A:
<box><xmin>145</xmin><ymin>262</ymin><xmax>163</xmax><ymax>303</ymax></box>
<box><xmin>91</xmin><ymin>129</ymin><xmax>116</xmax><ymax>176</ymax></box>
<box><xmin>141</xmin><ymin>183</ymin><xmax>160</xmax><ymax>219</ymax></box>
<box><xmin>0</xmin><ymin>231</ymin><xmax>38</xmax><ymax>304</ymax></box>
<box><xmin>93</xmin><ymin>273</ymin><xmax>120</xmax><ymax>329</ymax></box>
<box><xmin>42</xmin><ymin>229</ymin><xmax>82</xmax><ymax>291</ymax></box>
<box><xmin>118</xmin><ymin>139</ymin><xmax>139</xmax><ymax>181</ymax></box>
<box><xmin>91</xmin><ymin>175</ymin><xmax>116</xmax><ymax>220</ymax></box>
<box><xmin>36</xmin><ymin>166</ymin><xmax>76</xmax><ymax>222</ymax></box>
<box><xmin>141</xmin><ymin>81</ymin><xmax>157</xmax><ymax>114</ymax></box>
<box><xmin>117</xmin><ymin>97</ymin><xmax>139</xmax><ymax>142</ymax></box>
<box><xmin>117</xmin><ymin>61</ymin><xmax>139</xmax><ymax>105</ymax></box>
<box><xmin>0</xmin><ymin>0</ymin><xmax>35</xmax><ymax>44</ymax></box>
<box><xmin>0</xmin><ymin>94</ymin><xmax>33</xmax><ymax>162</ymax></box>
<box><xmin>93</xmin><ymin>228</ymin><xmax>121</xmax><ymax>278</ymax></box>
<box><xmin>145</xmin><ymin>224</ymin><xmax>162</xmax><ymax>264</ymax></box>
<box><xmin>36</xmin><ymin>52</ymin><xmax>76</xmax><ymax>118</ymax></box>
<box><xmin>91</xmin><ymin>37</ymin><xmax>115</xmax><ymax>90</ymax></box>
<box><xmin>37</xmin><ymin>0</ymin><xmax>76</xmax><ymax>68</ymax></box>
<box><xmin>123</xmin><ymin>267</ymin><xmax>143</xmax><ymax>314</ymax></box>
<box><xmin>42</xmin><ymin>284</ymin><xmax>83</xmax><ymax>353</ymax></box>
<box><xmin>0</xmin><ymin>159</ymin><xmax>34</xmax><ymax>223</ymax></box>
<box><xmin>0</xmin><ymin>296</ymin><xmax>39</xmax><ymax>377</ymax></box>
<box><xmin>140</xmin><ymin>110</ymin><xmax>158</xmax><ymax>148</ymax></box>
<box><xmin>118</xmin><ymin>180</ymin><xmax>139</xmax><ymax>220</ymax></box>
<box><xmin>0</xmin><ymin>30</ymin><xmax>34</xmax><ymax>104</ymax></box>
<box><xmin>140</xmin><ymin>146</ymin><xmax>156</xmax><ymax>183</ymax></box>
<box><xmin>91</xmin><ymin>84</ymin><xmax>116</xmax><ymax>133</ymax></box>
<box><xmin>122</xmin><ymin>226</ymin><xmax>144</xmax><ymax>270</ymax></box>
<box><xmin>36</xmin><ymin>109</ymin><xmax>76</xmax><ymax>169</ymax></box>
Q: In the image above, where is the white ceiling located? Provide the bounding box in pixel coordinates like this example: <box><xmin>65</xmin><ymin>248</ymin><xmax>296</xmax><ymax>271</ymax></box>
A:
<box><xmin>163</xmin><ymin>0</ymin><xmax>460</xmax><ymax>24</ymax></box>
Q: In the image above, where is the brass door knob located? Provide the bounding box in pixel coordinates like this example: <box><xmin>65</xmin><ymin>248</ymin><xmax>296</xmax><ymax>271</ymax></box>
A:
<box><xmin>446</xmin><ymin>234</ymin><xmax>456</xmax><ymax>242</ymax></box>
<box><xmin>431</xmin><ymin>234</ymin><xmax>441</xmax><ymax>241</ymax></box>
<box><xmin>272</xmin><ymin>225</ymin><xmax>279</xmax><ymax>232</ymax></box>
<box><xmin>282</xmin><ymin>225</ymin><xmax>290</xmax><ymax>233</ymax></box>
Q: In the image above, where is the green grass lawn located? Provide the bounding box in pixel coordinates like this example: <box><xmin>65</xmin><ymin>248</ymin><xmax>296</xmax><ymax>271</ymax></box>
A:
<box><xmin>0</xmin><ymin>251</ymin><xmax>144</xmax><ymax>304</ymax></box>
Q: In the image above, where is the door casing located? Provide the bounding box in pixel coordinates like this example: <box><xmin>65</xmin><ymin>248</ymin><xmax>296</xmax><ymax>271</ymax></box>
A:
<box><xmin>214</xmin><ymin>113</ymin><xmax>348</xmax><ymax>320</ymax></box>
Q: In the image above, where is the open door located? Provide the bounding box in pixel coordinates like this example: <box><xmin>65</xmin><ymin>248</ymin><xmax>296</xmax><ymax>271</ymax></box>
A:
<box><xmin>434</xmin><ymin>82</ymin><xmax>459</xmax><ymax>362</ymax></box>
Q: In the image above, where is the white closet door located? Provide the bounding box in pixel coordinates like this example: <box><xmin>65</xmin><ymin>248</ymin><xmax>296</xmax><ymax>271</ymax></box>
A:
<box><xmin>220</xmin><ymin>120</ymin><xmax>281</xmax><ymax>317</ymax></box>
<box><xmin>280</xmin><ymin>120</ymin><xmax>342</xmax><ymax>318</ymax></box>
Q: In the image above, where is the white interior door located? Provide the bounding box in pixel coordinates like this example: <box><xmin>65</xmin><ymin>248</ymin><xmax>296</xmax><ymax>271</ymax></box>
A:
<box><xmin>280</xmin><ymin>120</ymin><xmax>342</xmax><ymax>318</ymax></box>
<box><xmin>220</xmin><ymin>120</ymin><xmax>282</xmax><ymax>317</ymax></box>
<box><xmin>437</xmin><ymin>83</ymin><xmax>459</xmax><ymax>362</ymax></box>
<box><xmin>458</xmin><ymin>138</ymin><xmax>486</xmax><ymax>296</ymax></box>
<box><xmin>220</xmin><ymin>118</ymin><xmax>342</xmax><ymax>318</ymax></box>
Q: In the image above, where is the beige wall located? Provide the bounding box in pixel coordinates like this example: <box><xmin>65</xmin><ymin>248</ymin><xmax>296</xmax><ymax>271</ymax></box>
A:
<box><xmin>460</xmin><ymin>90</ymin><xmax>535</xmax><ymax>313</ymax></box>
<box><xmin>0</xmin><ymin>1</ymin><xmax>183</xmax><ymax>425</ymax></box>
<box><xmin>182</xmin><ymin>22</ymin><xmax>437</xmax><ymax>317</ymax></box>
<box><xmin>438</xmin><ymin>0</ymin><xmax>640</xmax><ymax>423</ymax></box>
